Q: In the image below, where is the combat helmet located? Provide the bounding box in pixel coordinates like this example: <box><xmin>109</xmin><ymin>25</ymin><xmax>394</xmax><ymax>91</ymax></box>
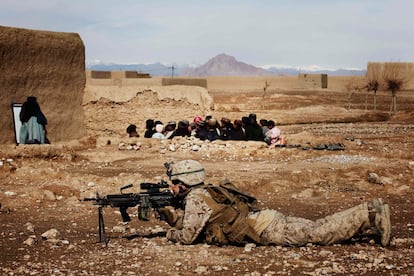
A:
<box><xmin>165</xmin><ymin>160</ymin><xmax>205</xmax><ymax>186</ymax></box>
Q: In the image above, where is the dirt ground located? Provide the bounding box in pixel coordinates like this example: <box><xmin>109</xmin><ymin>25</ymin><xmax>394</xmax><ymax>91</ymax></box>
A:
<box><xmin>1</xmin><ymin>81</ymin><xmax>414</xmax><ymax>275</ymax></box>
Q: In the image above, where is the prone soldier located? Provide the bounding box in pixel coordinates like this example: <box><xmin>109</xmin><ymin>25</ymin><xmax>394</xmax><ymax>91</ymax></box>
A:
<box><xmin>159</xmin><ymin>160</ymin><xmax>391</xmax><ymax>247</ymax></box>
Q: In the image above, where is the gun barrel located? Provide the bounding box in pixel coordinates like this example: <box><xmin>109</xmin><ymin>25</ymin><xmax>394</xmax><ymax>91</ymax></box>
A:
<box><xmin>120</xmin><ymin>183</ymin><xmax>133</xmax><ymax>192</ymax></box>
<box><xmin>83</xmin><ymin>197</ymin><xmax>98</xmax><ymax>201</ymax></box>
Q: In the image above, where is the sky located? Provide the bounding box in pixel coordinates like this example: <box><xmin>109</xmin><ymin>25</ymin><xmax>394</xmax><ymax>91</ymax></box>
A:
<box><xmin>1</xmin><ymin>0</ymin><xmax>413</xmax><ymax>70</ymax></box>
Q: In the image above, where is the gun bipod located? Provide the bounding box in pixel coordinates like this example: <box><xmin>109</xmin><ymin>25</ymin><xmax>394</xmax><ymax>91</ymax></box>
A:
<box><xmin>98</xmin><ymin>207</ymin><xmax>109</xmax><ymax>246</ymax></box>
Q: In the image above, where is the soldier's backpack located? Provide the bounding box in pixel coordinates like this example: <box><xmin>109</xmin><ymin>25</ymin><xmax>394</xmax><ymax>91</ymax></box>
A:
<box><xmin>202</xmin><ymin>179</ymin><xmax>262</xmax><ymax>245</ymax></box>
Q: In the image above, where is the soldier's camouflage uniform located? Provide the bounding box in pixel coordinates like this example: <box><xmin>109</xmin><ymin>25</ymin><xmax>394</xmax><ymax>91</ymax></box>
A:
<box><xmin>166</xmin><ymin>187</ymin><xmax>373</xmax><ymax>246</ymax></box>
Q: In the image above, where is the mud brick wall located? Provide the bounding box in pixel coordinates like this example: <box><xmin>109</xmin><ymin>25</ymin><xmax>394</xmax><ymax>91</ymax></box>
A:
<box><xmin>162</xmin><ymin>78</ymin><xmax>208</xmax><ymax>89</ymax></box>
<box><xmin>298</xmin><ymin>73</ymin><xmax>328</xmax><ymax>89</ymax></box>
<box><xmin>91</xmin><ymin>70</ymin><xmax>112</xmax><ymax>79</ymax></box>
<box><xmin>0</xmin><ymin>26</ymin><xmax>86</xmax><ymax>144</ymax></box>
<box><xmin>125</xmin><ymin>71</ymin><xmax>151</xmax><ymax>78</ymax></box>
<box><xmin>136</xmin><ymin>73</ymin><xmax>151</xmax><ymax>78</ymax></box>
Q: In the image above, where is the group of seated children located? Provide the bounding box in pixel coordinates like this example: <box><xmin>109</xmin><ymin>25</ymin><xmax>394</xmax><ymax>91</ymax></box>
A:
<box><xmin>127</xmin><ymin>113</ymin><xmax>286</xmax><ymax>147</ymax></box>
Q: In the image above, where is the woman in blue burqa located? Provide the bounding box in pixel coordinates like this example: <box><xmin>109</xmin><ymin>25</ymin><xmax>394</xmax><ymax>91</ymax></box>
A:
<box><xmin>19</xmin><ymin>96</ymin><xmax>49</xmax><ymax>144</ymax></box>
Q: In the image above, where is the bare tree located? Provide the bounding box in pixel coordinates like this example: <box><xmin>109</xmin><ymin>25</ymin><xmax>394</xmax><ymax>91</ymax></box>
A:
<box><xmin>345</xmin><ymin>77</ymin><xmax>364</xmax><ymax>110</ymax></box>
<box><xmin>381</xmin><ymin>62</ymin><xmax>410</xmax><ymax>114</ymax></box>
<box><xmin>262</xmin><ymin>80</ymin><xmax>270</xmax><ymax>110</ymax></box>
<box><xmin>365</xmin><ymin>64</ymin><xmax>381</xmax><ymax>111</ymax></box>
<box><xmin>263</xmin><ymin>80</ymin><xmax>270</xmax><ymax>94</ymax></box>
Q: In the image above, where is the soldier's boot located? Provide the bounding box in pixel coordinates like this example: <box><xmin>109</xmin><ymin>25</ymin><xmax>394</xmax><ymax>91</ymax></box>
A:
<box><xmin>369</xmin><ymin>198</ymin><xmax>391</xmax><ymax>246</ymax></box>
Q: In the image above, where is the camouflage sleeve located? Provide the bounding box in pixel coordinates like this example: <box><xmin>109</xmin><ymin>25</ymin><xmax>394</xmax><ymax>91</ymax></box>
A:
<box><xmin>166</xmin><ymin>189</ymin><xmax>213</xmax><ymax>244</ymax></box>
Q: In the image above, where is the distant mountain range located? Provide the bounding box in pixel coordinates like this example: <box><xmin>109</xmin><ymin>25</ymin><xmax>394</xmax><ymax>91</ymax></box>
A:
<box><xmin>87</xmin><ymin>54</ymin><xmax>366</xmax><ymax>77</ymax></box>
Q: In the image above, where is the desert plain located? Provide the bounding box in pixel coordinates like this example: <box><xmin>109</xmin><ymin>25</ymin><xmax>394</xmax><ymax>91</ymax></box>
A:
<box><xmin>1</xmin><ymin>75</ymin><xmax>414</xmax><ymax>275</ymax></box>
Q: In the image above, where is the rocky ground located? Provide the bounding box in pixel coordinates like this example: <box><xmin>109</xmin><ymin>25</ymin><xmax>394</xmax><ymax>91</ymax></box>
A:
<box><xmin>1</xmin><ymin>86</ymin><xmax>413</xmax><ymax>275</ymax></box>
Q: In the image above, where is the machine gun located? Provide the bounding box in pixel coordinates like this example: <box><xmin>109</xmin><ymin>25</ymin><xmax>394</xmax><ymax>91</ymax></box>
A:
<box><xmin>84</xmin><ymin>180</ymin><xmax>173</xmax><ymax>244</ymax></box>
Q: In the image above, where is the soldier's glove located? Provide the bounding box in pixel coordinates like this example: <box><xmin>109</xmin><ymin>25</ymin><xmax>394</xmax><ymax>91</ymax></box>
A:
<box><xmin>166</xmin><ymin>229</ymin><xmax>176</xmax><ymax>242</ymax></box>
<box><xmin>174</xmin><ymin>215</ymin><xmax>184</xmax><ymax>230</ymax></box>
<box><xmin>158</xmin><ymin>207</ymin><xmax>179</xmax><ymax>227</ymax></box>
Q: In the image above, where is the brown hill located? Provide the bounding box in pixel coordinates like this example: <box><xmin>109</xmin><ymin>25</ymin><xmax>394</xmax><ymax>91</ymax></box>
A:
<box><xmin>182</xmin><ymin>53</ymin><xmax>270</xmax><ymax>76</ymax></box>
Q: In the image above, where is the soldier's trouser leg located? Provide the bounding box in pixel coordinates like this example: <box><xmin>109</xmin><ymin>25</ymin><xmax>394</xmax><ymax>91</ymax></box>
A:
<box><xmin>308</xmin><ymin>202</ymin><xmax>370</xmax><ymax>245</ymax></box>
<box><xmin>260</xmin><ymin>203</ymin><xmax>371</xmax><ymax>246</ymax></box>
<box><xmin>260</xmin><ymin>211</ymin><xmax>315</xmax><ymax>246</ymax></box>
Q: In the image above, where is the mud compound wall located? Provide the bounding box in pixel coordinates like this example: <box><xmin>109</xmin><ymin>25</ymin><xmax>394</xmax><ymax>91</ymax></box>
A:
<box><xmin>86</xmin><ymin>70</ymin><xmax>159</xmax><ymax>88</ymax></box>
<box><xmin>298</xmin><ymin>73</ymin><xmax>328</xmax><ymax>89</ymax></box>
<box><xmin>0</xmin><ymin>26</ymin><xmax>86</xmax><ymax>144</ymax></box>
<box><xmin>162</xmin><ymin>78</ymin><xmax>208</xmax><ymax>89</ymax></box>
